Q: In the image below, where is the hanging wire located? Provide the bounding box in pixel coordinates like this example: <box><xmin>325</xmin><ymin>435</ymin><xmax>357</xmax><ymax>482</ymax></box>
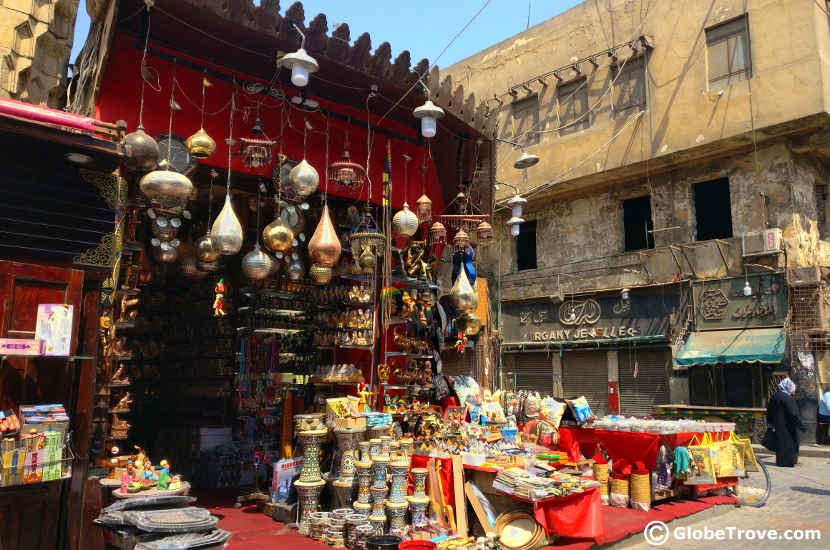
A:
<box><xmin>207</xmin><ymin>170</ymin><xmax>216</xmax><ymax>227</ymax></box>
<box><xmin>255</xmin><ymin>181</ymin><xmax>262</xmax><ymax>244</ymax></box>
<box><xmin>137</xmin><ymin>8</ymin><xmax>153</xmax><ymax>127</ymax></box>
<box><xmin>323</xmin><ymin>118</ymin><xmax>330</xmax><ymax>202</ymax></box>
<box><xmin>227</xmin><ymin>84</ymin><xmax>236</xmax><ymax>192</ymax></box>
<box><xmin>199</xmin><ymin>72</ymin><xmax>209</xmax><ymax>129</ymax></box>
<box><xmin>167</xmin><ymin>62</ymin><xmax>177</xmax><ymax>164</ymax></box>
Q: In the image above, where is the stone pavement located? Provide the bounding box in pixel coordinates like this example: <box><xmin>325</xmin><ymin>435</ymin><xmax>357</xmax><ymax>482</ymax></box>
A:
<box><xmin>616</xmin><ymin>455</ymin><xmax>830</xmax><ymax>550</ymax></box>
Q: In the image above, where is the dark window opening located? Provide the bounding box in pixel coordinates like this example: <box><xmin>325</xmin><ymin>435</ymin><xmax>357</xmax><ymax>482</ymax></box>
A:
<box><xmin>694</xmin><ymin>178</ymin><xmax>733</xmax><ymax>240</ymax></box>
<box><xmin>502</xmin><ymin>94</ymin><xmax>539</xmax><ymax>146</ymax></box>
<box><xmin>613</xmin><ymin>56</ymin><xmax>646</xmax><ymax>114</ymax></box>
<box><xmin>517</xmin><ymin>220</ymin><xmax>537</xmax><ymax>271</ymax></box>
<box><xmin>705</xmin><ymin>15</ymin><xmax>751</xmax><ymax>90</ymax></box>
<box><xmin>623</xmin><ymin>195</ymin><xmax>654</xmax><ymax>251</ymax></box>
<box><xmin>817</xmin><ymin>184</ymin><xmax>828</xmax><ymax>240</ymax></box>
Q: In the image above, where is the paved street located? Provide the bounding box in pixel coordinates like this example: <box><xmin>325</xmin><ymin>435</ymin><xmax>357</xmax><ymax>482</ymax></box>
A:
<box><xmin>622</xmin><ymin>454</ymin><xmax>830</xmax><ymax>550</ymax></box>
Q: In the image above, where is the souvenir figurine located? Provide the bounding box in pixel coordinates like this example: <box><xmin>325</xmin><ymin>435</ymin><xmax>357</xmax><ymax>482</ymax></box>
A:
<box><xmin>213</xmin><ymin>279</ymin><xmax>227</xmax><ymax>317</ymax></box>
<box><xmin>134</xmin><ymin>445</ymin><xmax>148</xmax><ymax>472</ymax></box>
<box><xmin>357</xmin><ymin>383</ymin><xmax>375</xmax><ymax>412</ymax></box>
<box><xmin>377</xmin><ymin>363</ymin><xmax>390</xmax><ymax>384</ymax></box>
<box><xmin>121</xmin><ymin>461</ymin><xmax>136</xmax><ymax>492</ymax></box>
<box><xmin>157</xmin><ymin>459</ymin><xmax>172</xmax><ymax>489</ymax></box>
<box><xmin>142</xmin><ymin>461</ymin><xmax>156</xmax><ymax>482</ymax></box>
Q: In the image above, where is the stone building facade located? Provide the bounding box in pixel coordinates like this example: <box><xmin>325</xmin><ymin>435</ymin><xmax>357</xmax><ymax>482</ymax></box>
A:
<box><xmin>444</xmin><ymin>0</ymin><xmax>830</xmax><ymax>439</ymax></box>
<box><xmin>0</xmin><ymin>0</ymin><xmax>80</xmax><ymax>107</ymax></box>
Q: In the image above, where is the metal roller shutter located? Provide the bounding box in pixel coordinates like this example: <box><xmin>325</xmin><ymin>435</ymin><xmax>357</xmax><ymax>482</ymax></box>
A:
<box><xmin>619</xmin><ymin>348</ymin><xmax>669</xmax><ymax>416</ymax></box>
<box><xmin>441</xmin><ymin>348</ymin><xmax>476</xmax><ymax>379</ymax></box>
<box><xmin>514</xmin><ymin>353</ymin><xmax>553</xmax><ymax>394</ymax></box>
<box><xmin>562</xmin><ymin>351</ymin><xmax>608</xmax><ymax>417</ymax></box>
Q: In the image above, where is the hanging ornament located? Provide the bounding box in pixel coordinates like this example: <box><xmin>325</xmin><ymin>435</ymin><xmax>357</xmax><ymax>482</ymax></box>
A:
<box><xmin>241</xmin><ymin>186</ymin><xmax>274</xmax><ymax>279</ymax></box>
<box><xmin>429</xmin><ymin>221</ymin><xmax>447</xmax><ymax>245</ymax></box>
<box><xmin>196</xmin><ymin>169</ymin><xmax>220</xmax><ymax>271</ymax></box>
<box><xmin>186</xmin><ymin>77</ymin><xmax>216</xmax><ymax>159</ymax></box>
<box><xmin>309</xmin><ymin>263</ymin><xmax>333</xmax><ymax>285</ymax></box>
<box><xmin>392</xmin><ymin>202</ymin><xmax>419</xmax><ymax>238</ymax></box>
<box><xmin>263</xmin><ymin>217</ymin><xmax>294</xmax><ymax>252</ymax></box>
<box><xmin>476</xmin><ymin>221</ymin><xmax>494</xmax><ymax>246</ymax></box>
<box><xmin>449</xmin><ymin>265</ymin><xmax>477</xmax><ymax>312</ymax></box>
<box><xmin>415</xmin><ymin>156</ymin><xmax>432</xmax><ymax>223</ymax></box>
<box><xmin>288</xmin><ymin>159</ymin><xmax>319</xmax><ymax>198</ymax></box>
<box><xmin>139</xmin><ymin>170</ymin><xmax>193</xmax><ymax>204</ymax></box>
<box><xmin>287</xmin><ymin>258</ymin><xmax>305</xmax><ymax>281</ymax></box>
<box><xmin>327</xmin><ymin>135</ymin><xmax>366</xmax><ymax>189</ymax></box>
<box><xmin>212</xmin><ymin>192</ymin><xmax>243</xmax><ymax>255</ymax></box>
<box><xmin>308</xmin><ymin>204</ymin><xmax>341</xmax><ymax>267</ymax></box>
<box><xmin>125</xmin><ymin>126</ymin><xmax>160</xmax><ymax>172</ymax></box>
<box><xmin>241</xmin><ymin>243</ymin><xmax>273</xmax><ymax>280</ymax></box>
<box><xmin>453</xmin><ymin>228</ymin><xmax>471</xmax><ymax>250</ymax></box>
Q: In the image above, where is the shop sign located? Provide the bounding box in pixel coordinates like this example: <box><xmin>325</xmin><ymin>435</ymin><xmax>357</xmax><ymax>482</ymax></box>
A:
<box><xmin>692</xmin><ymin>273</ymin><xmax>786</xmax><ymax>330</ymax></box>
<box><xmin>502</xmin><ymin>291</ymin><xmax>679</xmax><ymax>344</ymax></box>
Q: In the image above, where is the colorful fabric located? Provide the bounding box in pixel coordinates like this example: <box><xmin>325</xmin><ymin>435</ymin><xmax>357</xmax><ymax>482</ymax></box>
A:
<box><xmin>778</xmin><ymin>377</ymin><xmax>796</xmax><ymax>395</ymax></box>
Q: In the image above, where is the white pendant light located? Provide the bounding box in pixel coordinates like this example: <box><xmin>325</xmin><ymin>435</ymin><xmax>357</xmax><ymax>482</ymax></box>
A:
<box><xmin>413</xmin><ymin>100</ymin><xmax>444</xmax><ymax>138</ymax></box>
<box><xmin>281</xmin><ymin>25</ymin><xmax>318</xmax><ymax>88</ymax></box>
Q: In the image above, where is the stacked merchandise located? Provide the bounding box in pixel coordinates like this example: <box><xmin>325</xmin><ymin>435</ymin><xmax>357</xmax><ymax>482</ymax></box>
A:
<box><xmin>493</xmin><ymin>467</ymin><xmax>599</xmax><ymax>501</ymax></box>
<box><xmin>94</xmin><ymin>494</ymin><xmax>230</xmax><ymax>549</ymax></box>
<box><xmin>1</xmin><ymin>405</ymin><xmax>70</xmax><ymax>487</ymax></box>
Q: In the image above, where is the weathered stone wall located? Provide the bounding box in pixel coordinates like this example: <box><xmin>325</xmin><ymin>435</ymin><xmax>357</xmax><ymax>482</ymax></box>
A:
<box><xmin>487</xmin><ymin>144</ymin><xmax>830</xmax><ymax>301</ymax></box>
<box><xmin>0</xmin><ymin>0</ymin><xmax>79</xmax><ymax>107</ymax></box>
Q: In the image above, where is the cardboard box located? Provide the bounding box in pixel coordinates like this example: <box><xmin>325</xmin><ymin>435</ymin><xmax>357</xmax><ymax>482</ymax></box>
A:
<box><xmin>35</xmin><ymin>304</ymin><xmax>74</xmax><ymax>356</ymax></box>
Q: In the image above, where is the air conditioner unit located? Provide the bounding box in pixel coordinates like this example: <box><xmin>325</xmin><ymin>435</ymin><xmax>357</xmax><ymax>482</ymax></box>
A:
<box><xmin>742</xmin><ymin>228</ymin><xmax>783</xmax><ymax>257</ymax></box>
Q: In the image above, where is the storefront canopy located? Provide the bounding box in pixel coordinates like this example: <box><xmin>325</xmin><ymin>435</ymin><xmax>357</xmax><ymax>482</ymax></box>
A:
<box><xmin>676</xmin><ymin>328</ymin><xmax>786</xmax><ymax>367</ymax></box>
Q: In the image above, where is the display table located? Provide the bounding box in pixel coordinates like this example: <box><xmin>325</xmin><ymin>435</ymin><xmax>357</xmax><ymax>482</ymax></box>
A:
<box><xmin>557</xmin><ymin>428</ymin><xmax>729</xmax><ymax>467</ymax></box>
<box><xmin>494</xmin><ymin>486</ymin><xmax>603</xmax><ymax>539</ymax></box>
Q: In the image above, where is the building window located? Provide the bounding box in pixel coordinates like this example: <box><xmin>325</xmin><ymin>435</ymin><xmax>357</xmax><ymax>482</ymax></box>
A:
<box><xmin>501</xmin><ymin>94</ymin><xmax>539</xmax><ymax>146</ymax></box>
<box><xmin>558</xmin><ymin>79</ymin><xmax>589</xmax><ymax>135</ymax></box>
<box><xmin>516</xmin><ymin>220</ymin><xmax>537</xmax><ymax>271</ymax></box>
<box><xmin>817</xmin><ymin>184</ymin><xmax>828</xmax><ymax>239</ymax></box>
<box><xmin>613</xmin><ymin>56</ymin><xmax>646</xmax><ymax>114</ymax></box>
<box><xmin>694</xmin><ymin>178</ymin><xmax>733</xmax><ymax>240</ymax></box>
<box><xmin>623</xmin><ymin>195</ymin><xmax>654</xmax><ymax>251</ymax></box>
<box><xmin>705</xmin><ymin>16</ymin><xmax>751</xmax><ymax>89</ymax></box>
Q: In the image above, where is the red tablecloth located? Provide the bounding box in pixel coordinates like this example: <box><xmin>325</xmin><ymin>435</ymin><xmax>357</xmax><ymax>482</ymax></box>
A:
<box><xmin>557</xmin><ymin>428</ymin><xmax>729</xmax><ymax>467</ymax></box>
<box><xmin>496</xmin><ymin>486</ymin><xmax>603</xmax><ymax>539</ymax></box>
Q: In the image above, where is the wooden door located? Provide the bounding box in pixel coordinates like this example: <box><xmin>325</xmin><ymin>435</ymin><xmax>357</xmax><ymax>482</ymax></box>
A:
<box><xmin>0</xmin><ymin>261</ymin><xmax>84</xmax><ymax>550</ymax></box>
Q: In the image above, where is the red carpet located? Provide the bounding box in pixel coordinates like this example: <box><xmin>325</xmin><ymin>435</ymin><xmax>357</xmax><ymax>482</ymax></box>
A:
<box><xmin>195</xmin><ymin>490</ymin><xmax>734</xmax><ymax>550</ymax></box>
<box><xmin>548</xmin><ymin>496</ymin><xmax>737</xmax><ymax>550</ymax></box>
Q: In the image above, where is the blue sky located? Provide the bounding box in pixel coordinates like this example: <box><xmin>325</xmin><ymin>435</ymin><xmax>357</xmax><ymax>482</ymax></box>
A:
<box><xmin>71</xmin><ymin>0</ymin><xmax>582</xmax><ymax>69</ymax></box>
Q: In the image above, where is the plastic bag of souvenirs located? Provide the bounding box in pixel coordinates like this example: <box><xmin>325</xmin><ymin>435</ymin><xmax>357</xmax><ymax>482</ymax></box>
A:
<box><xmin>712</xmin><ymin>437</ymin><xmax>744</xmax><ymax>478</ymax></box>
<box><xmin>685</xmin><ymin>434</ymin><xmax>717</xmax><ymax>485</ymax></box>
<box><xmin>540</xmin><ymin>396</ymin><xmax>567</xmax><ymax>428</ymax></box>
<box><xmin>566</xmin><ymin>396</ymin><xmax>595</xmax><ymax>425</ymax></box>
<box><xmin>730</xmin><ymin>431</ymin><xmax>758</xmax><ymax>472</ymax></box>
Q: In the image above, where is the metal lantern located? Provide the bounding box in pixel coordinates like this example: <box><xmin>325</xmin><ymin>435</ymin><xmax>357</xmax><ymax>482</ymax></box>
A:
<box><xmin>415</xmin><ymin>194</ymin><xmax>432</xmax><ymax>224</ymax></box>
<box><xmin>308</xmin><ymin>204</ymin><xmax>341</xmax><ymax>267</ymax></box>
<box><xmin>429</xmin><ymin>221</ymin><xmax>447</xmax><ymax>246</ymax></box>
<box><xmin>350</xmin><ymin>206</ymin><xmax>386</xmax><ymax>276</ymax></box>
<box><xmin>263</xmin><ymin>216</ymin><xmax>294</xmax><ymax>252</ymax></box>
<box><xmin>241</xmin><ymin>243</ymin><xmax>274</xmax><ymax>280</ymax></box>
<box><xmin>327</xmin><ymin>148</ymin><xmax>366</xmax><ymax>188</ymax></box>
<box><xmin>288</xmin><ymin>159</ymin><xmax>320</xmax><ymax>198</ymax></box>
<box><xmin>449</xmin><ymin>267</ymin><xmax>477</xmax><ymax>312</ymax></box>
<box><xmin>453</xmin><ymin>228</ymin><xmax>471</xmax><ymax>249</ymax></box>
<box><xmin>358</xmin><ymin>248</ymin><xmax>376</xmax><ymax>276</ymax></box>
<box><xmin>413</xmin><ymin>100</ymin><xmax>444</xmax><ymax>139</ymax></box>
<box><xmin>211</xmin><ymin>194</ymin><xmax>244</xmax><ymax>255</ymax></box>
<box><xmin>195</xmin><ymin>234</ymin><xmax>220</xmax><ymax>271</ymax></box>
<box><xmin>186</xmin><ymin>127</ymin><xmax>216</xmax><ymax>159</ymax></box>
<box><xmin>309</xmin><ymin>263</ymin><xmax>333</xmax><ymax>285</ymax></box>
<box><xmin>476</xmin><ymin>221</ymin><xmax>494</xmax><ymax>246</ymax></box>
<box><xmin>392</xmin><ymin>202</ymin><xmax>419</xmax><ymax>238</ymax></box>
<box><xmin>139</xmin><ymin>170</ymin><xmax>194</xmax><ymax>204</ymax></box>
<box><xmin>124</xmin><ymin>126</ymin><xmax>160</xmax><ymax>171</ymax></box>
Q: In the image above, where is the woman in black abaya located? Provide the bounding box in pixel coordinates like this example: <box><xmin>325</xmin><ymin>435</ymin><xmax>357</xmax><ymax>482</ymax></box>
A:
<box><xmin>766</xmin><ymin>377</ymin><xmax>806</xmax><ymax>467</ymax></box>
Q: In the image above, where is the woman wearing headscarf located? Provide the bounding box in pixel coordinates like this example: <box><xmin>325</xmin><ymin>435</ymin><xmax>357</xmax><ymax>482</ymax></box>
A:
<box><xmin>766</xmin><ymin>377</ymin><xmax>806</xmax><ymax>467</ymax></box>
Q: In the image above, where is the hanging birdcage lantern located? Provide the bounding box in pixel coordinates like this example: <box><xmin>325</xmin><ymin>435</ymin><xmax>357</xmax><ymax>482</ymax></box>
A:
<box><xmin>349</xmin><ymin>205</ymin><xmax>386</xmax><ymax>276</ymax></box>
<box><xmin>416</xmin><ymin>194</ymin><xmax>432</xmax><ymax>224</ymax></box>
<box><xmin>476</xmin><ymin>220</ymin><xmax>494</xmax><ymax>246</ymax></box>
<box><xmin>453</xmin><ymin>228</ymin><xmax>471</xmax><ymax>249</ymax></box>
<box><xmin>327</xmin><ymin>147</ymin><xmax>366</xmax><ymax>189</ymax></box>
<box><xmin>239</xmin><ymin>137</ymin><xmax>275</xmax><ymax>169</ymax></box>
<box><xmin>429</xmin><ymin>221</ymin><xmax>447</xmax><ymax>245</ymax></box>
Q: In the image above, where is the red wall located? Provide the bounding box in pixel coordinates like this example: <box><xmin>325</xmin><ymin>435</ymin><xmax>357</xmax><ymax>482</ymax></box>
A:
<box><xmin>96</xmin><ymin>33</ymin><xmax>444</xmax><ymax>212</ymax></box>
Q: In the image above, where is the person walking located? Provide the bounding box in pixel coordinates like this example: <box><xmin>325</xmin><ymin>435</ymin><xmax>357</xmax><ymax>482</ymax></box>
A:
<box><xmin>766</xmin><ymin>377</ymin><xmax>806</xmax><ymax>467</ymax></box>
<box><xmin>817</xmin><ymin>387</ymin><xmax>830</xmax><ymax>445</ymax></box>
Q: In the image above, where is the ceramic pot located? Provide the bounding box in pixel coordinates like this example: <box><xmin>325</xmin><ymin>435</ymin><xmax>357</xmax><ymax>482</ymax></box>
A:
<box><xmin>332</xmin><ymin>479</ymin><xmax>357</xmax><ymax>509</ymax></box>
<box><xmin>335</xmin><ymin>426</ymin><xmax>365</xmax><ymax>483</ymax></box>
<box><xmin>379</xmin><ymin>436</ymin><xmax>392</xmax><ymax>458</ymax></box>
<box><xmin>358</xmin><ymin>440</ymin><xmax>371</xmax><ymax>463</ymax></box>
<box><xmin>355</xmin><ymin>461</ymin><xmax>374</xmax><ymax>505</ymax></box>
<box><xmin>295</xmin><ymin>479</ymin><xmax>325</xmax><ymax>535</ymax></box>
<box><xmin>370</xmin><ymin>485</ymin><xmax>387</xmax><ymax>518</ymax></box>
<box><xmin>411</xmin><ymin>468</ymin><xmax>428</xmax><ymax>499</ymax></box>
<box><xmin>369</xmin><ymin>439</ymin><xmax>381</xmax><ymax>458</ymax></box>
<box><xmin>407</xmin><ymin>495</ymin><xmax>430</xmax><ymax>529</ymax></box>
<box><xmin>297</xmin><ymin>429</ymin><xmax>327</xmax><ymax>482</ymax></box>
<box><xmin>387</xmin><ymin>462</ymin><xmax>409</xmax><ymax>504</ymax></box>
<box><xmin>400</xmin><ymin>439</ymin><xmax>413</xmax><ymax>463</ymax></box>
<box><xmin>367</xmin><ymin>515</ymin><xmax>387</xmax><ymax>537</ymax></box>
<box><xmin>385</xmin><ymin>500</ymin><xmax>408</xmax><ymax>533</ymax></box>
<box><xmin>371</xmin><ymin>457</ymin><xmax>389</xmax><ymax>490</ymax></box>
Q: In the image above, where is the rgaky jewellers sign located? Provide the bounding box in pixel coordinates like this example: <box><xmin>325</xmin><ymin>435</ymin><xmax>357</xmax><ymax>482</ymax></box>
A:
<box><xmin>502</xmin><ymin>290</ymin><xmax>680</xmax><ymax>345</ymax></box>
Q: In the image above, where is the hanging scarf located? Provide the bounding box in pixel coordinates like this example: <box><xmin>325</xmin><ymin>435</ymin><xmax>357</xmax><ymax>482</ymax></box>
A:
<box><xmin>451</xmin><ymin>247</ymin><xmax>476</xmax><ymax>286</ymax></box>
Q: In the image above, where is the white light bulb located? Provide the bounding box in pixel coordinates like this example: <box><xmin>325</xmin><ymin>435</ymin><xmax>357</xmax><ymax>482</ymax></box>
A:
<box><xmin>420</xmin><ymin>116</ymin><xmax>437</xmax><ymax>138</ymax></box>
<box><xmin>511</xmin><ymin>205</ymin><xmax>523</xmax><ymax>218</ymax></box>
<box><xmin>743</xmin><ymin>281</ymin><xmax>752</xmax><ymax>296</ymax></box>
<box><xmin>291</xmin><ymin>65</ymin><xmax>310</xmax><ymax>87</ymax></box>
<box><xmin>511</xmin><ymin>224</ymin><xmax>520</xmax><ymax>237</ymax></box>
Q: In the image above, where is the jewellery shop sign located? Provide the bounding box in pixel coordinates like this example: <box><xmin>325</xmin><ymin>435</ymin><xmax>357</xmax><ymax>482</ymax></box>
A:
<box><xmin>692</xmin><ymin>273</ymin><xmax>787</xmax><ymax>330</ymax></box>
<box><xmin>502</xmin><ymin>291</ymin><xmax>680</xmax><ymax>345</ymax></box>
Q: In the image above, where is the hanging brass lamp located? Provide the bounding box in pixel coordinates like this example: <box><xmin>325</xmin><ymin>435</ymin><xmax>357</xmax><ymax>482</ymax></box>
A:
<box><xmin>476</xmin><ymin>221</ymin><xmax>494</xmax><ymax>246</ymax></box>
<box><xmin>309</xmin><ymin>263</ymin><xmax>334</xmax><ymax>285</ymax></box>
<box><xmin>186</xmin><ymin>78</ymin><xmax>216</xmax><ymax>159</ymax></box>
<box><xmin>453</xmin><ymin>228</ymin><xmax>471</xmax><ymax>249</ymax></box>
<box><xmin>288</xmin><ymin>159</ymin><xmax>320</xmax><ymax>198</ymax></box>
<box><xmin>308</xmin><ymin>203</ymin><xmax>341</xmax><ymax>267</ymax></box>
<box><xmin>429</xmin><ymin>221</ymin><xmax>447</xmax><ymax>245</ymax></box>
<box><xmin>241</xmin><ymin>243</ymin><xmax>274</xmax><ymax>280</ymax></box>
<box><xmin>139</xmin><ymin>169</ymin><xmax>194</xmax><ymax>204</ymax></box>
<box><xmin>392</xmin><ymin>202</ymin><xmax>419</xmax><ymax>238</ymax></box>
<box><xmin>124</xmin><ymin>125</ymin><xmax>160</xmax><ymax>172</ymax></box>
<box><xmin>212</xmin><ymin>192</ymin><xmax>243</xmax><ymax>255</ymax></box>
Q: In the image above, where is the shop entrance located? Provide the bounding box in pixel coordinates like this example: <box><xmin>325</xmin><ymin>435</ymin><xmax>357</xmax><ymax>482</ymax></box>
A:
<box><xmin>562</xmin><ymin>351</ymin><xmax>608</xmax><ymax>416</ymax></box>
<box><xmin>618</xmin><ymin>348</ymin><xmax>670</xmax><ymax>416</ymax></box>
<box><xmin>514</xmin><ymin>352</ymin><xmax>553</xmax><ymax>394</ymax></box>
